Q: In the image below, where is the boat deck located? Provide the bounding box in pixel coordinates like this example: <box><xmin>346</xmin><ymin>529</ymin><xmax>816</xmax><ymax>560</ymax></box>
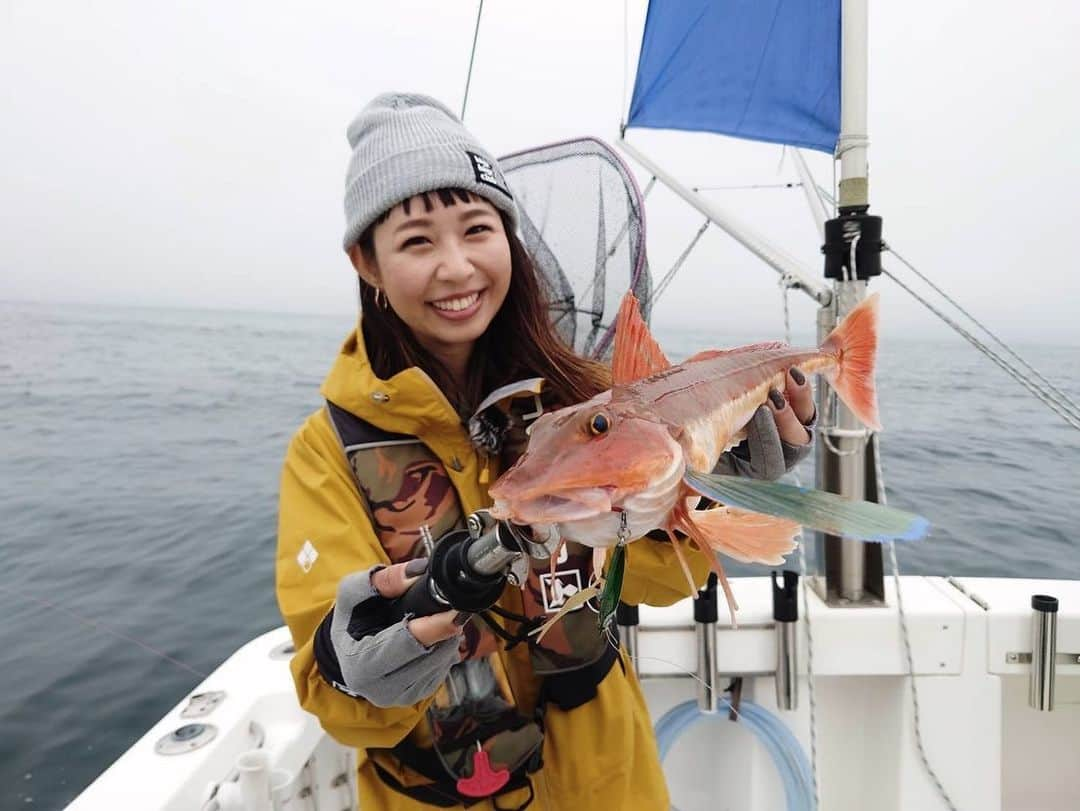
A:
<box><xmin>67</xmin><ymin>576</ymin><xmax>1080</xmax><ymax>811</ymax></box>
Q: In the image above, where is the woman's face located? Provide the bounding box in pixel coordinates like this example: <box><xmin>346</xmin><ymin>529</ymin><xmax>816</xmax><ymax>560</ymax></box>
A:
<box><xmin>361</xmin><ymin>193</ymin><xmax>512</xmax><ymax>368</ymax></box>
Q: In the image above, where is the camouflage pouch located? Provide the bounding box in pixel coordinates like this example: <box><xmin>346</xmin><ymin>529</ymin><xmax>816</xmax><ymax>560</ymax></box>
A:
<box><xmin>370</xmin><ymin>657</ymin><xmax>544</xmax><ymax>807</ymax></box>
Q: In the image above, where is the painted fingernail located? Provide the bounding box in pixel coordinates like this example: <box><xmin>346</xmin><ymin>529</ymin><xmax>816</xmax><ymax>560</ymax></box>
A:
<box><xmin>769</xmin><ymin>388</ymin><xmax>786</xmax><ymax>409</ymax></box>
<box><xmin>453</xmin><ymin>611</ymin><xmax>472</xmax><ymax>626</ymax></box>
<box><xmin>790</xmin><ymin>367</ymin><xmax>805</xmax><ymax>385</ymax></box>
<box><xmin>404</xmin><ymin>558</ymin><xmax>429</xmax><ymax>577</ymax></box>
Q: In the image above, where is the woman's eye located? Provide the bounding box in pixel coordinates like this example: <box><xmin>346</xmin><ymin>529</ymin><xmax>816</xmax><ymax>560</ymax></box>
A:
<box><xmin>466</xmin><ymin>224</ymin><xmax>492</xmax><ymax>236</ymax></box>
<box><xmin>401</xmin><ymin>236</ymin><xmax>429</xmax><ymax>249</ymax></box>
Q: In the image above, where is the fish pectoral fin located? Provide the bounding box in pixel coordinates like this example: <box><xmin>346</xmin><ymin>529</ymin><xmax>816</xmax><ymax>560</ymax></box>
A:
<box><xmin>684</xmin><ymin>470</ymin><xmax>931</xmax><ymax>543</ymax></box>
<box><xmin>611</xmin><ymin>291</ymin><xmax>670</xmax><ymax>385</ymax></box>
<box><xmin>680</xmin><ymin>507</ymin><xmax>800</xmax><ymax>566</ymax></box>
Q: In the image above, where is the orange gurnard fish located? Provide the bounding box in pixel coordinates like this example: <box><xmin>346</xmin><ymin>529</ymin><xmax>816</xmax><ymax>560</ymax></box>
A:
<box><xmin>489</xmin><ymin>291</ymin><xmax>928</xmax><ymax>615</ymax></box>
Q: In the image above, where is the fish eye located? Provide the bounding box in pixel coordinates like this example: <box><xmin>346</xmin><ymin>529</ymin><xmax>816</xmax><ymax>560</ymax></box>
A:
<box><xmin>587</xmin><ymin>412</ymin><xmax>610</xmax><ymax>436</ymax></box>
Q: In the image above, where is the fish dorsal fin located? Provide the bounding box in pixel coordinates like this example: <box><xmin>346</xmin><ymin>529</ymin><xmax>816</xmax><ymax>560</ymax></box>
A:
<box><xmin>611</xmin><ymin>291</ymin><xmax>670</xmax><ymax>385</ymax></box>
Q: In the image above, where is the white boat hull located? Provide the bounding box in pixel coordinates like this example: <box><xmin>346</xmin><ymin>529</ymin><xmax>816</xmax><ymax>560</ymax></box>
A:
<box><xmin>67</xmin><ymin>576</ymin><xmax>1080</xmax><ymax>811</ymax></box>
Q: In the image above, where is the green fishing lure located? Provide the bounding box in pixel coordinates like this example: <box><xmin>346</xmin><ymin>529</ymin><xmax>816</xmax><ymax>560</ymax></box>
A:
<box><xmin>597</xmin><ymin>543</ymin><xmax>626</xmax><ymax>629</ymax></box>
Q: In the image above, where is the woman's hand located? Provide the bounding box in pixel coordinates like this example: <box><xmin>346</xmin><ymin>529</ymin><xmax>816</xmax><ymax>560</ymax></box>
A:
<box><xmin>371</xmin><ymin>560</ymin><xmax>467</xmax><ymax>648</ymax></box>
<box><xmin>318</xmin><ymin>558</ymin><xmax>467</xmax><ymax>707</ymax></box>
<box><xmin>719</xmin><ymin>366</ymin><xmax>817</xmax><ymax>481</ymax></box>
<box><xmin>767</xmin><ymin>367</ymin><xmax>815</xmax><ymax>446</ymax></box>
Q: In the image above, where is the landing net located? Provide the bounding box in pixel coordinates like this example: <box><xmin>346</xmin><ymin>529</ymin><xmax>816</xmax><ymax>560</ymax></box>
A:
<box><xmin>500</xmin><ymin>137</ymin><xmax>651</xmax><ymax>360</ymax></box>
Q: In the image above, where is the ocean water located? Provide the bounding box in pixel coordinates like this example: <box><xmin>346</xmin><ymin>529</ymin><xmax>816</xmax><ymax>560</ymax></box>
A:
<box><xmin>1</xmin><ymin>299</ymin><xmax>1077</xmax><ymax>809</ymax></box>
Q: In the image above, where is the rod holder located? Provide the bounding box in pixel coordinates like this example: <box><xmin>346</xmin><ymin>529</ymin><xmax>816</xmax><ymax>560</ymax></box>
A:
<box><xmin>216</xmin><ymin>750</ymin><xmax>273</xmax><ymax>811</ymax></box>
<box><xmin>616</xmin><ymin>601</ymin><xmax>639</xmax><ymax>674</ymax></box>
<box><xmin>694</xmin><ymin>573</ymin><xmax>719</xmax><ymax>713</ymax></box>
<box><xmin>1029</xmin><ymin>594</ymin><xmax>1059</xmax><ymax>711</ymax></box>
<box><xmin>773</xmin><ymin>570</ymin><xmax>799</xmax><ymax>711</ymax></box>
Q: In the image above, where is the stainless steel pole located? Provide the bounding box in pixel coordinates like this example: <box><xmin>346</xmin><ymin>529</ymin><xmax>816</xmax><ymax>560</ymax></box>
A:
<box><xmin>1029</xmin><ymin>594</ymin><xmax>1059</xmax><ymax>711</ymax></box>
<box><xmin>814</xmin><ymin>0</ymin><xmax>881</xmax><ymax>604</ymax></box>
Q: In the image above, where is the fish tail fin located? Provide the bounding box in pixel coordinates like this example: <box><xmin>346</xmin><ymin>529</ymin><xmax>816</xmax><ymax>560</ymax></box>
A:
<box><xmin>612</xmin><ymin>291</ymin><xmax>670</xmax><ymax>385</ymax></box>
<box><xmin>820</xmin><ymin>292</ymin><xmax>882</xmax><ymax>431</ymax></box>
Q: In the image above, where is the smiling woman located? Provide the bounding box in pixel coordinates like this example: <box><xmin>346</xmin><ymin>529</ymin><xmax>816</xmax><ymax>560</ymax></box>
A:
<box><xmin>273</xmin><ymin>91</ymin><xmax>812</xmax><ymax>811</ymax></box>
<box><xmin>349</xmin><ymin>190</ymin><xmax>513</xmax><ymax>390</ymax></box>
<box><xmin>341</xmin><ymin>126</ymin><xmax>610</xmax><ymax>419</ymax></box>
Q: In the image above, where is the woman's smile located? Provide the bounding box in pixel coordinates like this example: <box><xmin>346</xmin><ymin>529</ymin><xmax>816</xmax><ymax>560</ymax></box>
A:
<box><xmin>429</xmin><ymin>289</ymin><xmax>484</xmax><ymax>320</ymax></box>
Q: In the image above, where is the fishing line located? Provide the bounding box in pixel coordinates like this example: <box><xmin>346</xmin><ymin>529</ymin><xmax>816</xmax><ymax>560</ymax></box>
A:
<box><xmin>0</xmin><ymin>582</ymin><xmax>209</xmax><ymax>680</ymax></box>
<box><xmin>460</xmin><ymin>0</ymin><xmax>485</xmax><ymax>123</ymax></box>
<box><xmin>598</xmin><ymin>622</ymin><xmax>748</xmax><ymax>722</ymax></box>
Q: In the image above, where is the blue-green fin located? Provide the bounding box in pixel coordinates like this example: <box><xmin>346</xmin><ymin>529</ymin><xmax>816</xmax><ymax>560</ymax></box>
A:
<box><xmin>684</xmin><ymin>470</ymin><xmax>929</xmax><ymax>543</ymax></box>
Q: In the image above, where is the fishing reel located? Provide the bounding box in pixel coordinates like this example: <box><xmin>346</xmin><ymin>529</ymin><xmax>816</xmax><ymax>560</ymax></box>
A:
<box><xmin>385</xmin><ymin>511</ymin><xmax>561</xmax><ymax>624</ymax></box>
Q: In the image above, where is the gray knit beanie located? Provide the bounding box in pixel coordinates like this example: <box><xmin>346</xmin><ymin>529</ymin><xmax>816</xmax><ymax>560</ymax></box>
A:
<box><xmin>342</xmin><ymin>92</ymin><xmax>518</xmax><ymax>249</ymax></box>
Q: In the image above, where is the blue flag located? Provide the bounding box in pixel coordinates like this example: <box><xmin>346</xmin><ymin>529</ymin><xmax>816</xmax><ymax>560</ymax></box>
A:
<box><xmin>627</xmin><ymin>0</ymin><xmax>841</xmax><ymax>154</ymax></box>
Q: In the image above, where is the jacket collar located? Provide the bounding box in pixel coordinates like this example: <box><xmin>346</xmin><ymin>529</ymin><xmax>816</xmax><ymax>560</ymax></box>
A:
<box><xmin>320</xmin><ymin>320</ymin><xmax>464</xmax><ymax>442</ymax></box>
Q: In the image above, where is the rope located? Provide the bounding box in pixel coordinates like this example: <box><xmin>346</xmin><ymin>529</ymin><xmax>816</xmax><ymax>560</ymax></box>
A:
<box><xmin>652</xmin><ymin>220</ymin><xmax>710</xmax><ymax>304</ymax></box>
<box><xmin>881</xmin><ymin>266</ymin><xmax>1080</xmax><ymax>431</ymax></box>
<box><xmin>460</xmin><ymin>0</ymin><xmax>484</xmax><ymax>122</ymax></box>
<box><xmin>872</xmin><ymin>436</ymin><xmax>960</xmax><ymax>811</ymax></box>
<box><xmin>795</xmin><ymin>546</ymin><xmax>821</xmax><ymax>810</ymax></box>
<box><xmin>790</xmin><ymin>468</ymin><xmax>821</xmax><ymax>811</ymax></box>
<box><xmin>885</xmin><ymin>246</ymin><xmax>1080</xmax><ymax>422</ymax></box>
<box><xmin>845</xmin><ymin>234</ymin><xmax>859</xmax><ymax>283</ymax></box>
<box><xmin>815</xmin><ymin>184</ymin><xmax>837</xmax><ymax>209</ymax></box>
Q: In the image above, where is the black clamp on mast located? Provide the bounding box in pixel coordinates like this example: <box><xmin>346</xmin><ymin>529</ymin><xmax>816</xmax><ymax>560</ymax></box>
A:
<box><xmin>822</xmin><ymin>205</ymin><xmax>884</xmax><ymax>281</ymax></box>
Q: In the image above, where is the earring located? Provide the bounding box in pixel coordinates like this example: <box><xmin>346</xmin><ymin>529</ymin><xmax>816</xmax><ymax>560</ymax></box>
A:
<box><xmin>374</xmin><ymin>288</ymin><xmax>388</xmax><ymax>310</ymax></box>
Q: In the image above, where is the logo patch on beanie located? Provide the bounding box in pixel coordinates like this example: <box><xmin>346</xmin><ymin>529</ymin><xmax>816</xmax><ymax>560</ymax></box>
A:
<box><xmin>466</xmin><ymin>151</ymin><xmax>513</xmax><ymax>199</ymax></box>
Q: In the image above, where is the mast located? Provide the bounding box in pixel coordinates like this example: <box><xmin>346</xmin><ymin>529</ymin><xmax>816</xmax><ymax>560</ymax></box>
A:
<box><xmin>813</xmin><ymin>0</ymin><xmax>886</xmax><ymax>605</ymax></box>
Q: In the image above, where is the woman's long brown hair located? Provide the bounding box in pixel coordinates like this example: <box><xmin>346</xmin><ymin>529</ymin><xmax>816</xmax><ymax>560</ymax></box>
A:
<box><xmin>357</xmin><ymin>194</ymin><xmax>611</xmax><ymax>417</ymax></box>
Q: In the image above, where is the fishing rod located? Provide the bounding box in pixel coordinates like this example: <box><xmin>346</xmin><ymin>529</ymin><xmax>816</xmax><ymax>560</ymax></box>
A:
<box><xmin>383</xmin><ymin>511</ymin><xmax>561</xmax><ymax>624</ymax></box>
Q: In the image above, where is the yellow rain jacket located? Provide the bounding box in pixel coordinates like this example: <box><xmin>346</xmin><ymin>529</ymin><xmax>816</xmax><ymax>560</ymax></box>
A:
<box><xmin>276</xmin><ymin>325</ymin><xmax>710</xmax><ymax>810</ymax></box>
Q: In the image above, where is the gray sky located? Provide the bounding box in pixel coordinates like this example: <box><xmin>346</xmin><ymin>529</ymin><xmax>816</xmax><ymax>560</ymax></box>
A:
<box><xmin>2</xmin><ymin>1</ymin><xmax>1078</xmax><ymax>344</ymax></box>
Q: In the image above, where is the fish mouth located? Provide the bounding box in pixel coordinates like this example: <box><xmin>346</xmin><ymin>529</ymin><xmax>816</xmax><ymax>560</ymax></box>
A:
<box><xmin>490</xmin><ymin>487</ymin><xmax>614</xmax><ymax>524</ymax></box>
